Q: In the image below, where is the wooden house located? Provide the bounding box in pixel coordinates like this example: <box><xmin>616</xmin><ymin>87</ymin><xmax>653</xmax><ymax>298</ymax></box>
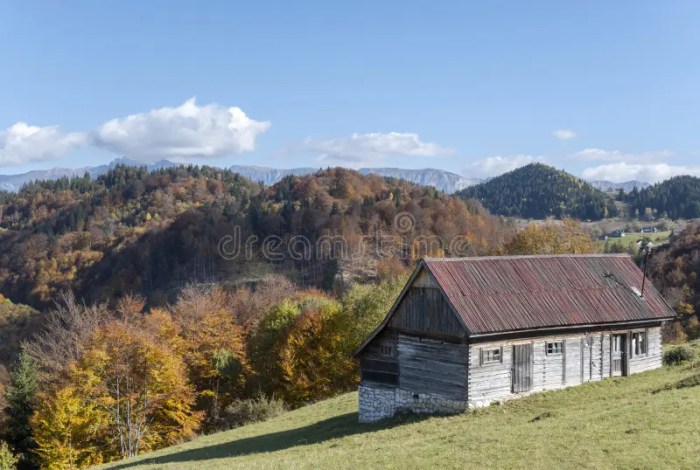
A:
<box><xmin>355</xmin><ymin>255</ymin><xmax>675</xmax><ymax>422</ymax></box>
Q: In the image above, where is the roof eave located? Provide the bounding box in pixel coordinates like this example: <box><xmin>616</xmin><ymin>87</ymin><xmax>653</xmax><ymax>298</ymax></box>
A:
<box><xmin>467</xmin><ymin>316</ymin><xmax>676</xmax><ymax>340</ymax></box>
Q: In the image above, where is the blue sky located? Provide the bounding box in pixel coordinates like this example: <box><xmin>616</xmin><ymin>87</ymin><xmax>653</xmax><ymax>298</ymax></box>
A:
<box><xmin>0</xmin><ymin>1</ymin><xmax>698</xmax><ymax>182</ymax></box>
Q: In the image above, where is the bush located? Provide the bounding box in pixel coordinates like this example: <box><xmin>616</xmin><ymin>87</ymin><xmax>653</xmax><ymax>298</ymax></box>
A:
<box><xmin>0</xmin><ymin>441</ymin><xmax>18</xmax><ymax>470</ymax></box>
<box><xmin>663</xmin><ymin>345</ymin><xmax>696</xmax><ymax>365</ymax></box>
<box><xmin>215</xmin><ymin>394</ymin><xmax>286</xmax><ymax>431</ymax></box>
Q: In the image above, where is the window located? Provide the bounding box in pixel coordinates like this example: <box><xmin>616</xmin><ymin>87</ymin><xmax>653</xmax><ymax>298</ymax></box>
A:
<box><xmin>546</xmin><ymin>341</ymin><xmax>563</xmax><ymax>355</ymax></box>
<box><xmin>380</xmin><ymin>345</ymin><xmax>393</xmax><ymax>357</ymax></box>
<box><xmin>612</xmin><ymin>334</ymin><xmax>624</xmax><ymax>353</ymax></box>
<box><xmin>481</xmin><ymin>348</ymin><xmax>502</xmax><ymax>365</ymax></box>
<box><xmin>632</xmin><ymin>332</ymin><xmax>647</xmax><ymax>356</ymax></box>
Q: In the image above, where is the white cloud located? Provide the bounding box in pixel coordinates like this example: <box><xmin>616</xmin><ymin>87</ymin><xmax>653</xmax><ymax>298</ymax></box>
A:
<box><xmin>303</xmin><ymin>132</ymin><xmax>453</xmax><ymax>165</ymax></box>
<box><xmin>465</xmin><ymin>154</ymin><xmax>545</xmax><ymax>178</ymax></box>
<box><xmin>92</xmin><ymin>98</ymin><xmax>270</xmax><ymax>160</ymax></box>
<box><xmin>0</xmin><ymin>122</ymin><xmax>85</xmax><ymax>166</ymax></box>
<box><xmin>582</xmin><ymin>162</ymin><xmax>700</xmax><ymax>183</ymax></box>
<box><xmin>553</xmin><ymin>129</ymin><xmax>576</xmax><ymax>140</ymax></box>
<box><xmin>572</xmin><ymin>147</ymin><xmax>673</xmax><ymax>163</ymax></box>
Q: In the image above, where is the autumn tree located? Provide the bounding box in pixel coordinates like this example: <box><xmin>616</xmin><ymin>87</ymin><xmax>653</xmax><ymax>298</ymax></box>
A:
<box><xmin>276</xmin><ymin>295</ymin><xmax>348</xmax><ymax>406</ymax></box>
<box><xmin>170</xmin><ymin>286</ymin><xmax>248</xmax><ymax>425</ymax></box>
<box><xmin>248</xmin><ymin>291</ymin><xmax>363</xmax><ymax>406</ymax></box>
<box><xmin>229</xmin><ymin>274</ymin><xmax>296</xmax><ymax>333</ymax></box>
<box><xmin>340</xmin><ymin>280</ymin><xmax>405</xmax><ymax>348</ymax></box>
<box><xmin>247</xmin><ymin>298</ymin><xmax>302</xmax><ymax>396</ymax></box>
<box><xmin>69</xmin><ymin>321</ymin><xmax>199</xmax><ymax>461</ymax></box>
<box><xmin>503</xmin><ymin>219</ymin><xmax>597</xmax><ymax>255</ymax></box>
<box><xmin>24</xmin><ymin>292</ymin><xmax>109</xmax><ymax>384</ymax></box>
<box><xmin>32</xmin><ymin>384</ymin><xmax>106</xmax><ymax>469</ymax></box>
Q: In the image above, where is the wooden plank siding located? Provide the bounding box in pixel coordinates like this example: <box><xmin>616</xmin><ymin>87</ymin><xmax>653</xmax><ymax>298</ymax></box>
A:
<box><xmin>360</xmin><ymin>315</ymin><xmax>663</xmax><ymax>410</ymax></box>
<box><xmin>388</xmin><ymin>286</ymin><xmax>465</xmax><ymax>338</ymax></box>
<box><xmin>467</xmin><ymin>327</ymin><xmax>663</xmax><ymax>408</ymax></box>
<box><xmin>628</xmin><ymin>327</ymin><xmax>663</xmax><ymax>373</ymax></box>
<box><xmin>359</xmin><ymin>330</ymin><xmax>399</xmax><ymax>387</ymax></box>
<box><xmin>397</xmin><ymin>335</ymin><xmax>468</xmax><ymax>401</ymax></box>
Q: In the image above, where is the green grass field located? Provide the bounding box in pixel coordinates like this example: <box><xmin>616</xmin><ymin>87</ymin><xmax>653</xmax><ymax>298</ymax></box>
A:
<box><xmin>101</xmin><ymin>342</ymin><xmax>700</xmax><ymax>470</ymax></box>
<box><xmin>596</xmin><ymin>230</ymin><xmax>672</xmax><ymax>252</ymax></box>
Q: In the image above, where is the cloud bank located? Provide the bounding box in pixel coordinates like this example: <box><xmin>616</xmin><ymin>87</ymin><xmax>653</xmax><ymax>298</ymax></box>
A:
<box><xmin>582</xmin><ymin>162</ymin><xmax>700</xmax><ymax>183</ymax></box>
<box><xmin>465</xmin><ymin>154</ymin><xmax>545</xmax><ymax>178</ymax></box>
<box><xmin>92</xmin><ymin>98</ymin><xmax>270</xmax><ymax>160</ymax></box>
<box><xmin>304</xmin><ymin>132</ymin><xmax>453</xmax><ymax>165</ymax></box>
<box><xmin>0</xmin><ymin>122</ymin><xmax>86</xmax><ymax>166</ymax></box>
<box><xmin>573</xmin><ymin>148</ymin><xmax>673</xmax><ymax>163</ymax></box>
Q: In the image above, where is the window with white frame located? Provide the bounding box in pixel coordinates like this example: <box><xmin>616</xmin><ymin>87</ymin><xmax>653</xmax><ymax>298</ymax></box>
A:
<box><xmin>546</xmin><ymin>341</ymin><xmax>563</xmax><ymax>355</ymax></box>
<box><xmin>632</xmin><ymin>331</ymin><xmax>647</xmax><ymax>356</ymax></box>
<box><xmin>481</xmin><ymin>347</ymin><xmax>502</xmax><ymax>365</ymax></box>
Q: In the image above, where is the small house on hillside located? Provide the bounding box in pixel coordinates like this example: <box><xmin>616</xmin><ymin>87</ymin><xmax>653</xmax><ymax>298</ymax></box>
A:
<box><xmin>355</xmin><ymin>255</ymin><xmax>675</xmax><ymax>422</ymax></box>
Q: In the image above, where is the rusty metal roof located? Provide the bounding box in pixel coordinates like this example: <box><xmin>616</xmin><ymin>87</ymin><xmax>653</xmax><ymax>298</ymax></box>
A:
<box><xmin>423</xmin><ymin>254</ymin><xmax>675</xmax><ymax>335</ymax></box>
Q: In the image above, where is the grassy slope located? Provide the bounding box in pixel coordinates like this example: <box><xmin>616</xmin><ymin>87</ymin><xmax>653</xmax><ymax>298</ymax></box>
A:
<box><xmin>102</xmin><ymin>344</ymin><xmax>700</xmax><ymax>470</ymax></box>
<box><xmin>595</xmin><ymin>230</ymin><xmax>672</xmax><ymax>252</ymax></box>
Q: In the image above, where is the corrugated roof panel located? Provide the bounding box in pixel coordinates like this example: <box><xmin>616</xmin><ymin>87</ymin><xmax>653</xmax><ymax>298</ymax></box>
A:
<box><xmin>424</xmin><ymin>255</ymin><xmax>675</xmax><ymax>335</ymax></box>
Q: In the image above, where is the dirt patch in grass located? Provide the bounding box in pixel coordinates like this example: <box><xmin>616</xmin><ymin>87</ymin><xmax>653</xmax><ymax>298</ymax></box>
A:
<box><xmin>529</xmin><ymin>411</ymin><xmax>554</xmax><ymax>423</ymax></box>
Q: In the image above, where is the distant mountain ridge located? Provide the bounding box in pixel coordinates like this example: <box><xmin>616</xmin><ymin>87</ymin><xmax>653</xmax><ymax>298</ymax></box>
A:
<box><xmin>589</xmin><ymin>180</ymin><xmax>650</xmax><ymax>192</ymax></box>
<box><xmin>230</xmin><ymin>165</ymin><xmax>481</xmax><ymax>193</ymax></box>
<box><xmin>0</xmin><ymin>158</ymin><xmax>177</xmax><ymax>192</ymax></box>
<box><xmin>0</xmin><ymin>159</ymin><xmax>654</xmax><ymax>195</ymax></box>
<box><xmin>358</xmin><ymin>168</ymin><xmax>481</xmax><ymax>193</ymax></box>
<box><xmin>229</xmin><ymin>165</ymin><xmax>319</xmax><ymax>186</ymax></box>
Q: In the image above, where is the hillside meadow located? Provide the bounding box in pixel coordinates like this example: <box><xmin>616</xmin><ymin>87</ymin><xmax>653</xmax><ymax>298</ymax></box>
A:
<box><xmin>99</xmin><ymin>342</ymin><xmax>700</xmax><ymax>470</ymax></box>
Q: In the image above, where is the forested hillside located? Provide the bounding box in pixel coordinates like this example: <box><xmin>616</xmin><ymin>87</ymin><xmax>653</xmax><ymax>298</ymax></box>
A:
<box><xmin>624</xmin><ymin>176</ymin><xmax>700</xmax><ymax>219</ymax></box>
<box><xmin>648</xmin><ymin>222</ymin><xmax>700</xmax><ymax>340</ymax></box>
<box><xmin>0</xmin><ymin>165</ymin><xmax>506</xmax><ymax>309</ymax></box>
<box><xmin>457</xmin><ymin>163</ymin><xmax>619</xmax><ymax>220</ymax></box>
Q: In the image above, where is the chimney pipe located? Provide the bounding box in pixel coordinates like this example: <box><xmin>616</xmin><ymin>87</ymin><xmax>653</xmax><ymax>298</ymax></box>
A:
<box><xmin>640</xmin><ymin>242</ymin><xmax>653</xmax><ymax>298</ymax></box>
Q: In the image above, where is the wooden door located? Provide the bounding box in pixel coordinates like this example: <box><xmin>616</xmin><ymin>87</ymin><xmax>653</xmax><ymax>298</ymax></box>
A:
<box><xmin>611</xmin><ymin>334</ymin><xmax>627</xmax><ymax>376</ymax></box>
<box><xmin>512</xmin><ymin>344</ymin><xmax>533</xmax><ymax>393</ymax></box>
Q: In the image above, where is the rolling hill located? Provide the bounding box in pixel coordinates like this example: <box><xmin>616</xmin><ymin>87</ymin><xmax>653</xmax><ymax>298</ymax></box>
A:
<box><xmin>99</xmin><ymin>344</ymin><xmax>700</xmax><ymax>469</ymax></box>
<box><xmin>624</xmin><ymin>175</ymin><xmax>700</xmax><ymax>219</ymax></box>
<box><xmin>457</xmin><ymin>163</ymin><xmax>619</xmax><ymax>220</ymax></box>
<box><xmin>0</xmin><ymin>165</ymin><xmax>503</xmax><ymax>309</ymax></box>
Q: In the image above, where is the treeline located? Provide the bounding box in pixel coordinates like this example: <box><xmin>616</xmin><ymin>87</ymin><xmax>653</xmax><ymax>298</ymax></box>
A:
<box><xmin>0</xmin><ymin>277</ymin><xmax>403</xmax><ymax>468</ymax></box>
<box><xmin>457</xmin><ymin>163</ymin><xmax>619</xmax><ymax>220</ymax></box>
<box><xmin>0</xmin><ymin>165</ymin><xmax>507</xmax><ymax>309</ymax></box>
<box><xmin>623</xmin><ymin>176</ymin><xmax>700</xmax><ymax>220</ymax></box>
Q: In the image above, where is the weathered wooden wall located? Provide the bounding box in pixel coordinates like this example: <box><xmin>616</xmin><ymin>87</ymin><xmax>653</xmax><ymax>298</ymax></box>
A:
<box><xmin>628</xmin><ymin>327</ymin><xmax>662</xmax><ymax>373</ymax></box>
<box><xmin>359</xmin><ymin>330</ymin><xmax>399</xmax><ymax>387</ymax></box>
<box><xmin>388</xmin><ymin>270</ymin><xmax>466</xmax><ymax>338</ymax></box>
<box><xmin>397</xmin><ymin>335</ymin><xmax>468</xmax><ymax>401</ymax></box>
<box><xmin>467</xmin><ymin>326</ymin><xmax>663</xmax><ymax>408</ymax></box>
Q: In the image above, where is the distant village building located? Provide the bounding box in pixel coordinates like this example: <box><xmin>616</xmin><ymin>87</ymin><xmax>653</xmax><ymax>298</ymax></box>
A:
<box><xmin>608</xmin><ymin>230</ymin><xmax>626</xmax><ymax>238</ymax></box>
<box><xmin>355</xmin><ymin>255</ymin><xmax>674</xmax><ymax>422</ymax></box>
<box><xmin>641</xmin><ymin>226</ymin><xmax>658</xmax><ymax>233</ymax></box>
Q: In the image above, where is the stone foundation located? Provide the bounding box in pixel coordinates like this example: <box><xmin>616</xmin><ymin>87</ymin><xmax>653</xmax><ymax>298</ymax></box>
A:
<box><xmin>358</xmin><ymin>384</ymin><xmax>467</xmax><ymax>422</ymax></box>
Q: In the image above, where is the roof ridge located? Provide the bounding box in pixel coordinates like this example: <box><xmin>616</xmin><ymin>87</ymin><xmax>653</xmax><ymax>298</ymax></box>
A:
<box><xmin>423</xmin><ymin>254</ymin><xmax>630</xmax><ymax>262</ymax></box>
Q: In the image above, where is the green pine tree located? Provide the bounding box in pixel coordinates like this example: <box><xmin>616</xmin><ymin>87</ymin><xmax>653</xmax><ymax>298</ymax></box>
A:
<box><xmin>3</xmin><ymin>351</ymin><xmax>39</xmax><ymax>470</ymax></box>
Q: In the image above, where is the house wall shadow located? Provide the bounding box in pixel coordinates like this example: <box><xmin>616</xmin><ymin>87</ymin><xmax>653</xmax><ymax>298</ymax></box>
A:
<box><xmin>107</xmin><ymin>411</ymin><xmax>431</xmax><ymax>468</ymax></box>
